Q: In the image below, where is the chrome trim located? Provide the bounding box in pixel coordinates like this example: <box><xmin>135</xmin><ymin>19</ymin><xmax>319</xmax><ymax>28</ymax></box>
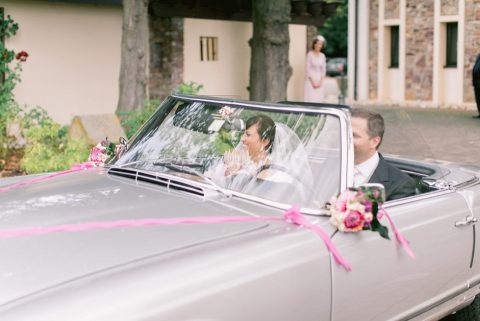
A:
<box><xmin>407</xmin><ymin>284</ymin><xmax>480</xmax><ymax>321</ymax></box>
<box><xmin>455</xmin><ymin>176</ymin><xmax>480</xmax><ymax>189</ymax></box>
<box><xmin>108</xmin><ymin>167</ymin><xmax>207</xmax><ymax>197</ymax></box>
<box><xmin>455</xmin><ymin>215</ymin><xmax>478</xmax><ymax>227</ymax></box>
<box><xmin>383</xmin><ymin>188</ymin><xmax>456</xmax><ymax>208</ymax></box>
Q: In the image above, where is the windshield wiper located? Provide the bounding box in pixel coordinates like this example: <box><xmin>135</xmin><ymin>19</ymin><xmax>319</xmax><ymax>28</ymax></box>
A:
<box><xmin>160</xmin><ymin>163</ymin><xmax>232</xmax><ymax>197</ymax></box>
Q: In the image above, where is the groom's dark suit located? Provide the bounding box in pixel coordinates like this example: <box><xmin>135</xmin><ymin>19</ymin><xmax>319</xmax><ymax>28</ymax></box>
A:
<box><xmin>368</xmin><ymin>154</ymin><xmax>416</xmax><ymax>201</ymax></box>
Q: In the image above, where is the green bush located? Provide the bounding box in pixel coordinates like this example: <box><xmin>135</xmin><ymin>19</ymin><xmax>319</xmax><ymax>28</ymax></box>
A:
<box><xmin>118</xmin><ymin>99</ymin><xmax>160</xmax><ymax>138</ymax></box>
<box><xmin>0</xmin><ymin>14</ymin><xmax>89</xmax><ymax>175</ymax></box>
<box><xmin>20</xmin><ymin>108</ymin><xmax>90</xmax><ymax>174</ymax></box>
<box><xmin>176</xmin><ymin>81</ymin><xmax>203</xmax><ymax>95</ymax></box>
<box><xmin>0</xmin><ymin>13</ymin><xmax>23</xmax><ymax>169</ymax></box>
<box><xmin>118</xmin><ymin>82</ymin><xmax>204</xmax><ymax>139</ymax></box>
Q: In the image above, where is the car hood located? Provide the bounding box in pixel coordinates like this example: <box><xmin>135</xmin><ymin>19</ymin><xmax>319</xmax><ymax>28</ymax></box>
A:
<box><xmin>0</xmin><ymin>168</ymin><xmax>274</xmax><ymax>306</ymax></box>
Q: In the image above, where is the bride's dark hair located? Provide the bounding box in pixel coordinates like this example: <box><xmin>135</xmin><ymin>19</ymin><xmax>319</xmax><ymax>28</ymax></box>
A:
<box><xmin>246</xmin><ymin>114</ymin><xmax>276</xmax><ymax>153</ymax></box>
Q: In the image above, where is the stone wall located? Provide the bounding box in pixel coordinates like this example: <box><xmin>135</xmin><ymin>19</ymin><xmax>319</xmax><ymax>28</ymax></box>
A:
<box><xmin>149</xmin><ymin>16</ymin><xmax>184</xmax><ymax>100</ymax></box>
<box><xmin>404</xmin><ymin>1</ymin><xmax>434</xmax><ymax>100</ymax></box>
<box><xmin>441</xmin><ymin>0</ymin><xmax>458</xmax><ymax>16</ymax></box>
<box><xmin>384</xmin><ymin>0</ymin><xmax>400</xmax><ymax>20</ymax></box>
<box><xmin>369</xmin><ymin>0</ymin><xmax>379</xmax><ymax>99</ymax></box>
<box><xmin>464</xmin><ymin>0</ymin><xmax>480</xmax><ymax>102</ymax></box>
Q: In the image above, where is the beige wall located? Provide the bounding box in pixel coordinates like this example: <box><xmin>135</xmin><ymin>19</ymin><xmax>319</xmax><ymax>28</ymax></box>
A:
<box><xmin>184</xmin><ymin>18</ymin><xmax>306</xmax><ymax>101</ymax></box>
<box><xmin>4</xmin><ymin>3</ymin><xmax>307</xmax><ymax>125</ymax></box>
<box><xmin>3</xmin><ymin>0</ymin><xmax>122</xmax><ymax>124</ymax></box>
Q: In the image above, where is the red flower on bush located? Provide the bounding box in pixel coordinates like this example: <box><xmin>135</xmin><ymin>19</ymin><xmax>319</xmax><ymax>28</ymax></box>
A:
<box><xmin>15</xmin><ymin>51</ymin><xmax>29</xmax><ymax>62</ymax></box>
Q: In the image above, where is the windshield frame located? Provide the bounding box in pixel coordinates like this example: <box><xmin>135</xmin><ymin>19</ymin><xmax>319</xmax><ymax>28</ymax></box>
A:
<box><xmin>110</xmin><ymin>94</ymin><xmax>353</xmax><ymax>214</ymax></box>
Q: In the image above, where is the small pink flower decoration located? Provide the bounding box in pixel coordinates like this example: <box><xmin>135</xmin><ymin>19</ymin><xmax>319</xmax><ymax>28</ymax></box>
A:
<box><xmin>328</xmin><ymin>186</ymin><xmax>390</xmax><ymax>239</ymax></box>
<box><xmin>218</xmin><ymin>106</ymin><xmax>235</xmax><ymax>116</ymax></box>
<box><xmin>87</xmin><ymin>138</ymin><xmax>117</xmax><ymax>167</ymax></box>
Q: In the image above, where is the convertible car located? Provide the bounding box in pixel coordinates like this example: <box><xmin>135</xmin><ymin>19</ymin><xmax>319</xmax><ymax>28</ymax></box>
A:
<box><xmin>1</xmin><ymin>94</ymin><xmax>480</xmax><ymax>321</ymax></box>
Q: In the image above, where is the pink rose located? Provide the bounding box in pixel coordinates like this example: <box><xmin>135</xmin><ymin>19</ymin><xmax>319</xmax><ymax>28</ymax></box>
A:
<box><xmin>344</xmin><ymin>210</ymin><xmax>364</xmax><ymax>230</ymax></box>
<box><xmin>336</xmin><ymin>190</ymin><xmax>356</xmax><ymax>212</ymax></box>
<box><xmin>88</xmin><ymin>146</ymin><xmax>108</xmax><ymax>165</ymax></box>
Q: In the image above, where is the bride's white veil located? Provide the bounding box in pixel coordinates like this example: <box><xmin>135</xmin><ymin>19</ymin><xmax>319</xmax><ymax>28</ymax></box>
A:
<box><xmin>241</xmin><ymin>122</ymin><xmax>314</xmax><ymax>203</ymax></box>
<box><xmin>206</xmin><ymin>120</ymin><xmax>314</xmax><ymax>204</ymax></box>
<box><xmin>269</xmin><ymin>123</ymin><xmax>314</xmax><ymax>189</ymax></box>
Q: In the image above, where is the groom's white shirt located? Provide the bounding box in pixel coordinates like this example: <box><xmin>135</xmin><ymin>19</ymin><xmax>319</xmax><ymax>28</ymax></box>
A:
<box><xmin>353</xmin><ymin>151</ymin><xmax>380</xmax><ymax>187</ymax></box>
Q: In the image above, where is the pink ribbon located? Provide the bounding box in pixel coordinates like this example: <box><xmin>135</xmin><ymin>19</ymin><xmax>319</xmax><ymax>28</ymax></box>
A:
<box><xmin>0</xmin><ymin>162</ymin><xmax>95</xmax><ymax>193</ymax></box>
<box><xmin>0</xmin><ymin>205</ymin><xmax>351</xmax><ymax>271</ymax></box>
<box><xmin>379</xmin><ymin>206</ymin><xmax>415</xmax><ymax>259</ymax></box>
<box><xmin>283</xmin><ymin>206</ymin><xmax>352</xmax><ymax>270</ymax></box>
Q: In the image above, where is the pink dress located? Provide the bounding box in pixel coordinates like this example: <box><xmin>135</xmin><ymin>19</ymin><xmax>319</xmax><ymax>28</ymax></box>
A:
<box><xmin>304</xmin><ymin>51</ymin><xmax>327</xmax><ymax>103</ymax></box>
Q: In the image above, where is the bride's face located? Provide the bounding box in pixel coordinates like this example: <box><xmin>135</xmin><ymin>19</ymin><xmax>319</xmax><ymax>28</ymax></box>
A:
<box><xmin>241</xmin><ymin>124</ymin><xmax>270</xmax><ymax>160</ymax></box>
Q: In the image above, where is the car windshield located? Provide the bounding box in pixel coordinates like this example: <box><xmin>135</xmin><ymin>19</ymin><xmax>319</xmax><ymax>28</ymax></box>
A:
<box><xmin>112</xmin><ymin>97</ymin><xmax>342</xmax><ymax>208</ymax></box>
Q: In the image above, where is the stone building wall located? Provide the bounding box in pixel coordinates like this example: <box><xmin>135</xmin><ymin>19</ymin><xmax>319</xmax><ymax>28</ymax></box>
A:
<box><xmin>149</xmin><ymin>16</ymin><xmax>184</xmax><ymax>100</ymax></box>
<box><xmin>441</xmin><ymin>0</ymin><xmax>458</xmax><ymax>16</ymax></box>
<box><xmin>369</xmin><ymin>0</ymin><xmax>379</xmax><ymax>99</ymax></box>
<box><xmin>384</xmin><ymin>0</ymin><xmax>400</xmax><ymax>20</ymax></box>
<box><xmin>464</xmin><ymin>0</ymin><xmax>480</xmax><ymax>102</ymax></box>
<box><xmin>404</xmin><ymin>1</ymin><xmax>434</xmax><ymax>100</ymax></box>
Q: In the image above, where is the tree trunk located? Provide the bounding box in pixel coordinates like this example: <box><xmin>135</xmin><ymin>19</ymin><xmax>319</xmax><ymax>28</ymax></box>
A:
<box><xmin>117</xmin><ymin>0</ymin><xmax>149</xmax><ymax>112</ymax></box>
<box><xmin>249</xmin><ymin>0</ymin><xmax>292</xmax><ymax>102</ymax></box>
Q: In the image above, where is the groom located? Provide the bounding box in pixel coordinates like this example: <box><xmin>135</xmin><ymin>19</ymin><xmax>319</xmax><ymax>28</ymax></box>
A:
<box><xmin>351</xmin><ymin>108</ymin><xmax>416</xmax><ymax>201</ymax></box>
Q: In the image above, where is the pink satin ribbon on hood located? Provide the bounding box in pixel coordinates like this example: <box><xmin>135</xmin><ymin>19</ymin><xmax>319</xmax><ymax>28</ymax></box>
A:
<box><xmin>0</xmin><ymin>162</ymin><xmax>95</xmax><ymax>193</ymax></box>
<box><xmin>0</xmin><ymin>204</ymin><xmax>352</xmax><ymax>271</ymax></box>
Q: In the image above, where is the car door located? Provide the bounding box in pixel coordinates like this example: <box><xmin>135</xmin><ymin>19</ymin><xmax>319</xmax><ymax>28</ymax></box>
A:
<box><xmin>330</xmin><ymin>190</ymin><xmax>475</xmax><ymax>321</ymax></box>
<box><xmin>467</xmin><ymin>183</ymin><xmax>480</xmax><ymax>292</ymax></box>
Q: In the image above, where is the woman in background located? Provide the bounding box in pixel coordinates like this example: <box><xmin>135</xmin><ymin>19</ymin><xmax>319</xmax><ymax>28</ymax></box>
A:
<box><xmin>304</xmin><ymin>35</ymin><xmax>327</xmax><ymax>103</ymax></box>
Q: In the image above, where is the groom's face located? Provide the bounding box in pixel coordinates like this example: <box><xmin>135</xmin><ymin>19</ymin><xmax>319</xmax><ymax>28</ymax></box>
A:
<box><xmin>352</xmin><ymin>117</ymin><xmax>381</xmax><ymax>165</ymax></box>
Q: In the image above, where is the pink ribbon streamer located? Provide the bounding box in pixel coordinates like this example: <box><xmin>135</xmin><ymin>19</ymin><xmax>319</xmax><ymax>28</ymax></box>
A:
<box><xmin>0</xmin><ymin>162</ymin><xmax>95</xmax><ymax>193</ymax></box>
<box><xmin>379</xmin><ymin>206</ymin><xmax>415</xmax><ymax>259</ymax></box>
<box><xmin>283</xmin><ymin>206</ymin><xmax>352</xmax><ymax>270</ymax></box>
<box><xmin>0</xmin><ymin>163</ymin><xmax>412</xmax><ymax>270</ymax></box>
<box><xmin>0</xmin><ymin>205</ymin><xmax>351</xmax><ymax>271</ymax></box>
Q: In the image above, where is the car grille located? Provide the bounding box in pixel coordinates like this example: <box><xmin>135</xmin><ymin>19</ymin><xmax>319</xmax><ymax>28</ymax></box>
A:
<box><xmin>107</xmin><ymin>167</ymin><xmax>205</xmax><ymax>197</ymax></box>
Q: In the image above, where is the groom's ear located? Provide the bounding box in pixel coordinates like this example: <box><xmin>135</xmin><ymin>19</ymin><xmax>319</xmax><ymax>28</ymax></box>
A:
<box><xmin>370</xmin><ymin>136</ymin><xmax>381</xmax><ymax>150</ymax></box>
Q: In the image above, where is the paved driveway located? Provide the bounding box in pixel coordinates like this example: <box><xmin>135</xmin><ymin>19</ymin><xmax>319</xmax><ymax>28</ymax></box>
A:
<box><xmin>359</xmin><ymin>106</ymin><xmax>480</xmax><ymax>166</ymax></box>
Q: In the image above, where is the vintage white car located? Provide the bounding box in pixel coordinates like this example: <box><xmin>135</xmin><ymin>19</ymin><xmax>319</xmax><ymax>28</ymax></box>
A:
<box><xmin>0</xmin><ymin>94</ymin><xmax>479</xmax><ymax>321</ymax></box>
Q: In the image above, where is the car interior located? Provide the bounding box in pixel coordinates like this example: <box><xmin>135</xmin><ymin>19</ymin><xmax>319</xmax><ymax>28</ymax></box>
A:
<box><xmin>385</xmin><ymin>156</ymin><xmax>442</xmax><ymax>196</ymax></box>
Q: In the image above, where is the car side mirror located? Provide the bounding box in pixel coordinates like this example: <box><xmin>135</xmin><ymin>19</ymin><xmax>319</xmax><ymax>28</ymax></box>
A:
<box><xmin>115</xmin><ymin>137</ymin><xmax>128</xmax><ymax>157</ymax></box>
<box><xmin>223</xmin><ymin>118</ymin><xmax>245</xmax><ymax>131</ymax></box>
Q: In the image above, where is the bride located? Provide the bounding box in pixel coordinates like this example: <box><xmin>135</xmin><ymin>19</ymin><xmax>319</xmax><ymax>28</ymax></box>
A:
<box><xmin>208</xmin><ymin>114</ymin><xmax>314</xmax><ymax>204</ymax></box>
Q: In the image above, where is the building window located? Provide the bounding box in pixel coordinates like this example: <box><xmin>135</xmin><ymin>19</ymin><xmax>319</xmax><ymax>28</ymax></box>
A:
<box><xmin>200</xmin><ymin>36</ymin><xmax>218</xmax><ymax>61</ymax></box>
<box><xmin>389</xmin><ymin>26</ymin><xmax>399</xmax><ymax>68</ymax></box>
<box><xmin>445</xmin><ymin>22</ymin><xmax>457</xmax><ymax>67</ymax></box>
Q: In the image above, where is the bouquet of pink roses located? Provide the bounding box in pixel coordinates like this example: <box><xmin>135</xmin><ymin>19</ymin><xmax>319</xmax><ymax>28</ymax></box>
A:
<box><xmin>328</xmin><ymin>186</ymin><xmax>390</xmax><ymax>239</ymax></box>
<box><xmin>87</xmin><ymin>138</ymin><xmax>117</xmax><ymax>167</ymax></box>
